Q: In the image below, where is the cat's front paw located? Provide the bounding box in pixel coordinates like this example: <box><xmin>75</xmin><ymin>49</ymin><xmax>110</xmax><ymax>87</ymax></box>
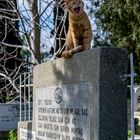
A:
<box><xmin>72</xmin><ymin>45</ymin><xmax>83</xmax><ymax>53</ymax></box>
<box><xmin>61</xmin><ymin>50</ymin><xmax>73</xmax><ymax>58</ymax></box>
<box><xmin>69</xmin><ymin>50</ymin><xmax>73</xmax><ymax>56</ymax></box>
<box><xmin>77</xmin><ymin>45</ymin><xmax>84</xmax><ymax>51</ymax></box>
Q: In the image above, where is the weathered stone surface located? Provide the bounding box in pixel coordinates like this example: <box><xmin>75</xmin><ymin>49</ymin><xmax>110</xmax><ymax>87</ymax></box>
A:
<box><xmin>35</xmin><ymin>83</ymin><xmax>90</xmax><ymax>140</ymax></box>
<box><xmin>18</xmin><ymin>121</ymin><xmax>34</xmax><ymax>140</ymax></box>
<box><xmin>33</xmin><ymin>48</ymin><xmax>128</xmax><ymax>140</ymax></box>
<box><xmin>0</xmin><ymin>103</ymin><xmax>22</xmax><ymax>131</ymax></box>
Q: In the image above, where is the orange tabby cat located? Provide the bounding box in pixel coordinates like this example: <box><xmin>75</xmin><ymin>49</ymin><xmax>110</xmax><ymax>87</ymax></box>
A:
<box><xmin>61</xmin><ymin>0</ymin><xmax>93</xmax><ymax>58</ymax></box>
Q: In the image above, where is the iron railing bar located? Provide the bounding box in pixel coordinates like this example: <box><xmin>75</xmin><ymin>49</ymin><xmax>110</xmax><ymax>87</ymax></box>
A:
<box><xmin>24</xmin><ymin>73</ymin><xmax>26</xmax><ymax>121</ymax></box>
<box><xmin>28</xmin><ymin>73</ymin><xmax>31</xmax><ymax>121</ymax></box>
<box><xmin>130</xmin><ymin>53</ymin><xmax>135</xmax><ymax>140</ymax></box>
<box><xmin>20</xmin><ymin>74</ymin><xmax>22</xmax><ymax>121</ymax></box>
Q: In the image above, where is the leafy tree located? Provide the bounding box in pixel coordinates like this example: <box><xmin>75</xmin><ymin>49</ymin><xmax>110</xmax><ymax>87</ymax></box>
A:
<box><xmin>94</xmin><ymin>0</ymin><xmax>140</xmax><ymax>82</ymax></box>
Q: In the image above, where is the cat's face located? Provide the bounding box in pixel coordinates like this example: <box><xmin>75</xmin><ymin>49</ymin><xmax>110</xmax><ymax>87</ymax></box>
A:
<box><xmin>65</xmin><ymin>0</ymin><xmax>84</xmax><ymax>16</ymax></box>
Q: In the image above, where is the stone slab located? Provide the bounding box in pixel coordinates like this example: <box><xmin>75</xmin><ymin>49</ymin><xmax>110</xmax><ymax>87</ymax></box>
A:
<box><xmin>18</xmin><ymin>121</ymin><xmax>34</xmax><ymax>140</ymax></box>
<box><xmin>0</xmin><ymin>102</ymin><xmax>32</xmax><ymax>131</ymax></box>
<box><xmin>19</xmin><ymin>128</ymin><xmax>35</xmax><ymax>140</ymax></box>
<box><xmin>0</xmin><ymin>103</ymin><xmax>22</xmax><ymax>131</ymax></box>
<box><xmin>35</xmin><ymin>82</ymin><xmax>90</xmax><ymax>140</ymax></box>
<box><xmin>33</xmin><ymin>48</ymin><xmax>128</xmax><ymax>140</ymax></box>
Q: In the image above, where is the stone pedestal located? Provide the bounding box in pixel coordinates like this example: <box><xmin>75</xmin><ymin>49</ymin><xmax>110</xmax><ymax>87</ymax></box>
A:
<box><xmin>18</xmin><ymin>121</ymin><xmax>35</xmax><ymax>140</ymax></box>
<box><xmin>32</xmin><ymin>48</ymin><xmax>128</xmax><ymax>140</ymax></box>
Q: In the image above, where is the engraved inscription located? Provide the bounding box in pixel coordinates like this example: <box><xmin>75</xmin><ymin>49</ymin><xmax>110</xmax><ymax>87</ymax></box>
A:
<box><xmin>20</xmin><ymin>128</ymin><xmax>35</xmax><ymax>140</ymax></box>
<box><xmin>35</xmin><ymin>83</ymin><xmax>90</xmax><ymax>140</ymax></box>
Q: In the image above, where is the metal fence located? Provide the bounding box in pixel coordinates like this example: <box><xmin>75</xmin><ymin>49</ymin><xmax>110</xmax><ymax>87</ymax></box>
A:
<box><xmin>19</xmin><ymin>72</ymin><xmax>33</xmax><ymax>121</ymax></box>
<box><xmin>124</xmin><ymin>53</ymin><xmax>140</xmax><ymax>140</ymax></box>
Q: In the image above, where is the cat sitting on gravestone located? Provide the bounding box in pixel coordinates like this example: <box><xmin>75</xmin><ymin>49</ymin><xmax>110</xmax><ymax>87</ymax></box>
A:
<box><xmin>61</xmin><ymin>0</ymin><xmax>93</xmax><ymax>58</ymax></box>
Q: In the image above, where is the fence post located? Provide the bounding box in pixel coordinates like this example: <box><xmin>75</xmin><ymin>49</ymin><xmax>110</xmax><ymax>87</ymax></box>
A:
<box><xmin>130</xmin><ymin>53</ymin><xmax>135</xmax><ymax>140</ymax></box>
<box><xmin>24</xmin><ymin>73</ymin><xmax>26</xmax><ymax>121</ymax></box>
<box><xmin>20</xmin><ymin>74</ymin><xmax>22</xmax><ymax>121</ymax></box>
<box><xmin>28</xmin><ymin>73</ymin><xmax>31</xmax><ymax>121</ymax></box>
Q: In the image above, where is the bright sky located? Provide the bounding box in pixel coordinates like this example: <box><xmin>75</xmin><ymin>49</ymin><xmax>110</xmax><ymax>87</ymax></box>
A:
<box><xmin>18</xmin><ymin>0</ymin><xmax>27</xmax><ymax>6</ymax></box>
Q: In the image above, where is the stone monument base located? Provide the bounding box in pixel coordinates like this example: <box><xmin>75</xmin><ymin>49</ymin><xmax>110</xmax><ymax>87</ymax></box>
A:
<box><xmin>18</xmin><ymin>48</ymin><xmax>128</xmax><ymax>140</ymax></box>
<box><xmin>18</xmin><ymin>121</ymin><xmax>35</xmax><ymax>140</ymax></box>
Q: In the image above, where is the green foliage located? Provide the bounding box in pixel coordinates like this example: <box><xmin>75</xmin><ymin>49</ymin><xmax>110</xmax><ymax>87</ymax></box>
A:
<box><xmin>20</xmin><ymin>48</ymin><xmax>31</xmax><ymax>59</ymax></box>
<box><xmin>93</xmin><ymin>0</ymin><xmax>140</xmax><ymax>83</ymax></box>
<box><xmin>8</xmin><ymin>130</ymin><xmax>17</xmax><ymax>140</ymax></box>
<box><xmin>128</xmin><ymin>130</ymin><xmax>132</xmax><ymax>138</ymax></box>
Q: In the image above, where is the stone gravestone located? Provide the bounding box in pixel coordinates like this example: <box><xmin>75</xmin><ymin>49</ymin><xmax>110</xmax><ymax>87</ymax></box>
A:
<box><xmin>20</xmin><ymin>127</ymin><xmax>35</xmax><ymax>140</ymax></box>
<box><xmin>18</xmin><ymin>121</ymin><xmax>35</xmax><ymax>140</ymax></box>
<box><xmin>32</xmin><ymin>48</ymin><xmax>128</xmax><ymax>140</ymax></box>
<box><xmin>0</xmin><ymin>103</ymin><xmax>20</xmax><ymax>131</ymax></box>
<box><xmin>0</xmin><ymin>100</ymin><xmax>32</xmax><ymax>132</ymax></box>
<box><xmin>35</xmin><ymin>83</ymin><xmax>90</xmax><ymax>140</ymax></box>
<box><xmin>134</xmin><ymin>86</ymin><xmax>140</xmax><ymax>111</ymax></box>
